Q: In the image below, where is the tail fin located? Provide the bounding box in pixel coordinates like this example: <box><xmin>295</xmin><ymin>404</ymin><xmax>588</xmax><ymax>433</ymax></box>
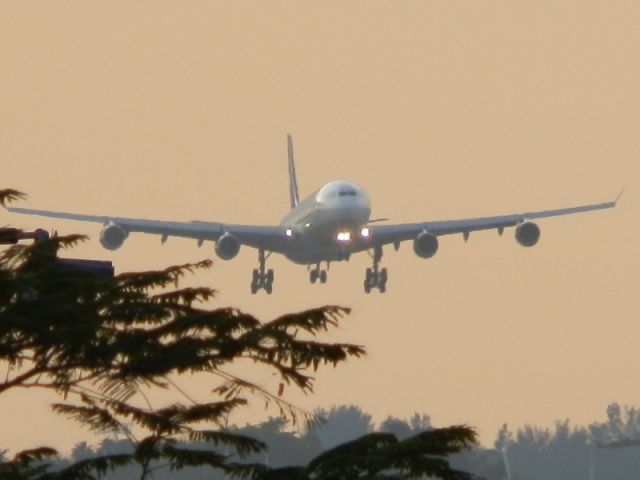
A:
<box><xmin>287</xmin><ymin>134</ymin><xmax>300</xmax><ymax>208</ymax></box>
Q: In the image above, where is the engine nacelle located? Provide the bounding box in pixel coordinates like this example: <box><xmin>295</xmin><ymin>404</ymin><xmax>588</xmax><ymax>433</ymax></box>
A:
<box><xmin>99</xmin><ymin>224</ymin><xmax>128</xmax><ymax>250</ymax></box>
<box><xmin>413</xmin><ymin>231</ymin><xmax>439</xmax><ymax>259</ymax></box>
<box><xmin>215</xmin><ymin>233</ymin><xmax>241</xmax><ymax>260</ymax></box>
<box><xmin>515</xmin><ymin>221</ymin><xmax>540</xmax><ymax>247</ymax></box>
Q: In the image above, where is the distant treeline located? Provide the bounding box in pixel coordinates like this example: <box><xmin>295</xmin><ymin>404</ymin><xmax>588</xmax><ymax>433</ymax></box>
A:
<box><xmin>10</xmin><ymin>402</ymin><xmax>639</xmax><ymax>480</ymax></box>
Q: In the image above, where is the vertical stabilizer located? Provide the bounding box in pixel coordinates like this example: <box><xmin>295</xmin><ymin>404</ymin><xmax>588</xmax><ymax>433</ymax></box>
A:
<box><xmin>287</xmin><ymin>134</ymin><xmax>300</xmax><ymax>208</ymax></box>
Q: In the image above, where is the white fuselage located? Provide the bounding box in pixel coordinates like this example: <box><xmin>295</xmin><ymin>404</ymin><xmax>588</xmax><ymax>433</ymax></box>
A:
<box><xmin>279</xmin><ymin>180</ymin><xmax>372</xmax><ymax>264</ymax></box>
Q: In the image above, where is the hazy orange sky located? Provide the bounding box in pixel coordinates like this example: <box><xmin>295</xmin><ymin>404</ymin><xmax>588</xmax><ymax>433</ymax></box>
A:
<box><xmin>1</xmin><ymin>1</ymin><xmax>639</xmax><ymax>453</ymax></box>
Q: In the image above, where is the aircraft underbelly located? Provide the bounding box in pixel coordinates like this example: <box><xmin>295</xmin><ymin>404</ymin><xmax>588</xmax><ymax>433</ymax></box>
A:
<box><xmin>284</xmin><ymin>222</ymin><xmax>370</xmax><ymax>265</ymax></box>
<box><xmin>285</xmin><ymin>243</ymin><xmax>352</xmax><ymax>264</ymax></box>
<box><xmin>281</xmin><ymin>201</ymin><xmax>371</xmax><ymax>264</ymax></box>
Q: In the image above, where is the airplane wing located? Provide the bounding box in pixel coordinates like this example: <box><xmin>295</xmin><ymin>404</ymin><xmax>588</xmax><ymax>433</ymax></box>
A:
<box><xmin>6</xmin><ymin>207</ymin><xmax>291</xmax><ymax>253</ymax></box>
<box><xmin>366</xmin><ymin>194</ymin><xmax>621</xmax><ymax>249</ymax></box>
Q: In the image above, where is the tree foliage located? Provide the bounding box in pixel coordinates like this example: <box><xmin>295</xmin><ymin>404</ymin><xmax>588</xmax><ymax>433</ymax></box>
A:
<box><xmin>300</xmin><ymin>426</ymin><xmax>479</xmax><ymax>480</ymax></box>
<box><xmin>312</xmin><ymin>405</ymin><xmax>374</xmax><ymax>449</ymax></box>
<box><xmin>0</xmin><ymin>448</ymin><xmax>58</xmax><ymax>480</ymax></box>
<box><xmin>0</xmin><ymin>189</ymin><xmax>26</xmax><ymax>208</ymax></box>
<box><xmin>1</xmin><ymin>189</ymin><xmax>477</xmax><ymax>479</ymax></box>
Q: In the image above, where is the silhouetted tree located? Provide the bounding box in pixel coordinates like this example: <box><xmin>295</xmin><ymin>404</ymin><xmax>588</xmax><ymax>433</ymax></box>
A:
<box><xmin>226</xmin><ymin>417</ymin><xmax>319</xmax><ymax>469</ymax></box>
<box><xmin>287</xmin><ymin>426</ymin><xmax>478</xmax><ymax>480</ymax></box>
<box><xmin>590</xmin><ymin>403</ymin><xmax>640</xmax><ymax>446</ymax></box>
<box><xmin>0</xmin><ymin>448</ymin><xmax>58</xmax><ymax>480</ymax></box>
<box><xmin>69</xmin><ymin>442</ymin><xmax>95</xmax><ymax>463</ymax></box>
<box><xmin>1</xmin><ymin>189</ymin><xmax>479</xmax><ymax>480</ymax></box>
<box><xmin>310</xmin><ymin>405</ymin><xmax>374</xmax><ymax>450</ymax></box>
<box><xmin>379</xmin><ymin>413</ymin><xmax>431</xmax><ymax>441</ymax></box>
<box><xmin>0</xmin><ymin>189</ymin><xmax>25</xmax><ymax>208</ymax></box>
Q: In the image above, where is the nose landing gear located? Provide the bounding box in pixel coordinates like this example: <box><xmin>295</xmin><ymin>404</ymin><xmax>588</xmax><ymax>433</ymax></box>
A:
<box><xmin>251</xmin><ymin>249</ymin><xmax>274</xmax><ymax>294</ymax></box>
<box><xmin>309</xmin><ymin>263</ymin><xmax>328</xmax><ymax>284</ymax></box>
<box><xmin>364</xmin><ymin>245</ymin><xmax>387</xmax><ymax>293</ymax></box>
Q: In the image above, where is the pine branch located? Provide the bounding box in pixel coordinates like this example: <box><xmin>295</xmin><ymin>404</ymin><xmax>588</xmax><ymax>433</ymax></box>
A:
<box><xmin>50</xmin><ymin>454</ymin><xmax>133</xmax><ymax>480</ymax></box>
<box><xmin>306</xmin><ymin>426</ymin><xmax>479</xmax><ymax>480</ymax></box>
<box><xmin>0</xmin><ymin>189</ymin><xmax>26</xmax><ymax>207</ymax></box>
<box><xmin>212</xmin><ymin>370</ymin><xmax>316</xmax><ymax>428</ymax></box>
<box><xmin>12</xmin><ymin>447</ymin><xmax>58</xmax><ymax>466</ymax></box>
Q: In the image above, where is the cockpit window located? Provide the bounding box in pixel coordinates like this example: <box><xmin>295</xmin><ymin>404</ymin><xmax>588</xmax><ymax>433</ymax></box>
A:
<box><xmin>338</xmin><ymin>188</ymin><xmax>357</xmax><ymax>197</ymax></box>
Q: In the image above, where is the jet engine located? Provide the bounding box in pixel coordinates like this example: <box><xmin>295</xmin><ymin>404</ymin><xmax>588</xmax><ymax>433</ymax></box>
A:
<box><xmin>215</xmin><ymin>233</ymin><xmax>241</xmax><ymax>260</ymax></box>
<box><xmin>99</xmin><ymin>224</ymin><xmax>128</xmax><ymax>250</ymax></box>
<box><xmin>515</xmin><ymin>221</ymin><xmax>540</xmax><ymax>247</ymax></box>
<box><xmin>413</xmin><ymin>231</ymin><xmax>439</xmax><ymax>259</ymax></box>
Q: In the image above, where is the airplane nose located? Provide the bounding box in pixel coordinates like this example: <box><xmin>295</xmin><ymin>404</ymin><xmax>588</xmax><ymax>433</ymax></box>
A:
<box><xmin>347</xmin><ymin>203</ymin><xmax>371</xmax><ymax>223</ymax></box>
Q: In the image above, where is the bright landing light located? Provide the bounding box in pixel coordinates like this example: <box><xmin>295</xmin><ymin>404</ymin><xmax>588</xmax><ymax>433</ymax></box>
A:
<box><xmin>360</xmin><ymin>227</ymin><xmax>371</xmax><ymax>238</ymax></box>
<box><xmin>285</xmin><ymin>229</ymin><xmax>293</xmax><ymax>237</ymax></box>
<box><xmin>336</xmin><ymin>231</ymin><xmax>352</xmax><ymax>242</ymax></box>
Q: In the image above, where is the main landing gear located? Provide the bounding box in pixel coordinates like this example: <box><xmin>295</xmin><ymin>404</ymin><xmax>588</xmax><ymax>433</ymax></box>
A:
<box><xmin>309</xmin><ymin>263</ymin><xmax>328</xmax><ymax>284</ymax></box>
<box><xmin>364</xmin><ymin>245</ymin><xmax>387</xmax><ymax>294</ymax></box>
<box><xmin>251</xmin><ymin>249</ymin><xmax>274</xmax><ymax>294</ymax></box>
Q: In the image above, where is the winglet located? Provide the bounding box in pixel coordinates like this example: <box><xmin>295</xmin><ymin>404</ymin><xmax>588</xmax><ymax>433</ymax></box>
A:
<box><xmin>614</xmin><ymin>187</ymin><xmax>625</xmax><ymax>205</ymax></box>
<box><xmin>287</xmin><ymin>134</ymin><xmax>300</xmax><ymax>209</ymax></box>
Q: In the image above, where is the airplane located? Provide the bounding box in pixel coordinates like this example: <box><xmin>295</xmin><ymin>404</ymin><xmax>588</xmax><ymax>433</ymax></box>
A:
<box><xmin>7</xmin><ymin>135</ymin><xmax>621</xmax><ymax>294</ymax></box>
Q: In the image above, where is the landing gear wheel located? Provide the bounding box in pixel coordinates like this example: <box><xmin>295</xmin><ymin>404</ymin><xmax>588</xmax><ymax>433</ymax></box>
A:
<box><xmin>319</xmin><ymin>270</ymin><xmax>327</xmax><ymax>284</ymax></box>
<box><xmin>250</xmin><ymin>249</ymin><xmax>275</xmax><ymax>294</ymax></box>
<box><xmin>379</xmin><ymin>268</ymin><xmax>387</xmax><ymax>283</ymax></box>
<box><xmin>265</xmin><ymin>269</ymin><xmax>274</xmax><ymax>294</ymax></box>
<box><xmin>364</xmin><ymin>247</ymin><xmax>388</xmax><ymax>293</ymax></box>
<box><xmin>310</xmin><ymin>270</ymin><xmax>318</xmax><ymax>284</ymax></box>
<box><xmin>364</xmin><ymin>268</ymin><xmax>374</xmax><ymax>293</ymax></box>
<box><xmin>378</xmin><ymin>268</ymin><xmax>388</xmax><ymax>293</ymax></box>
<box><xmin>365</xmin><ymin>268</ymin><xmax>373</xmax><ymax>283</ymax></box>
